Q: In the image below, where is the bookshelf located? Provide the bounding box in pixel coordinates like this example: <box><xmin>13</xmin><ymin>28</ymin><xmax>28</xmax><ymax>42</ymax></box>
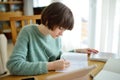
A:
<box><xmin>0</xmin><ymin>0</ymin><xmax>23</xmax><ymax>39</ymax></box>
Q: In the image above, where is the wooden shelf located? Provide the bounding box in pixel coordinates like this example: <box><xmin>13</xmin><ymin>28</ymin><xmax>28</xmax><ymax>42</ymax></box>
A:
<box><xmin>0</xmin><ymin>11</ymin><xmax>23</xmax><ymax>21</ymax></box>
<box><xmin>0</xmin><ymin>0</ymin><xmax>24</xmax><ymax>39</ymax></box>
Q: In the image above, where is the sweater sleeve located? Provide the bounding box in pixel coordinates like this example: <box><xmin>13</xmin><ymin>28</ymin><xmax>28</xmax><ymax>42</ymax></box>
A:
<box><xmin>7</xmin><ymin>27</ymin><xmax>48</xmax><ymax>76</ymax></box>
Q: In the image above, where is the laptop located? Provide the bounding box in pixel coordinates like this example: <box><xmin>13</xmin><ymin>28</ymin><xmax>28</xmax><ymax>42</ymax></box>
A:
<box><xmin>46</xmin><ymin>65</ymin><xmax>97</xmax><ymax>80</ymax></box>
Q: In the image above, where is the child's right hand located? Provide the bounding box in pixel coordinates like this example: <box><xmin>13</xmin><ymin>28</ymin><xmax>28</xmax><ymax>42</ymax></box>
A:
<box><xmin>48</xmin><ymin>59</ymin><xmax>70</xmax><ymax>71</ymax></box>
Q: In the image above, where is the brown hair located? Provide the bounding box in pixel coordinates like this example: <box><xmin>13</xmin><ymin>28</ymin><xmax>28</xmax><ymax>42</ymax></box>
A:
<box><xmin>41</xmin><ymin>2</ymin><xmax>74</xmax><ymax>30</ymax></box>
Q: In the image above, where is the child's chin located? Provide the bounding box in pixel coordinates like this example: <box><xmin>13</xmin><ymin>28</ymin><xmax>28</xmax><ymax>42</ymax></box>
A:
<box><xmin>51</xmin><ymin>35</ymin><xmax>57</xmax><ymax>39</ymax></box>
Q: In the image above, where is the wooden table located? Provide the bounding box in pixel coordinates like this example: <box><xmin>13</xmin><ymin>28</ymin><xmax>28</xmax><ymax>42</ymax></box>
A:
<box><xmin>0</xmin><ymin>60</ymin><xmax>105</xmax><ymax>80</ymax></box>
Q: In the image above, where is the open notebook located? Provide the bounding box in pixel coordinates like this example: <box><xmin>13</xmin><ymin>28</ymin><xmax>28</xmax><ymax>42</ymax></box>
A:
<box><xmin>93</xmin><ymin>58</ymin><xmax>120</xmax><ymax>80</ymax></box>
<box><xmin>46</xmin><ymin>65</ymin><xmax>97</xmax><ymax>80</ymax></box>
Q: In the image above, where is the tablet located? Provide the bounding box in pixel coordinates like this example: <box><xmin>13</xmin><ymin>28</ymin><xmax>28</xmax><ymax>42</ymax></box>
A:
<box><xmin>46</xmin><ymin>65</ymin><xmax>97</xmax><ymax>80</ymax></box>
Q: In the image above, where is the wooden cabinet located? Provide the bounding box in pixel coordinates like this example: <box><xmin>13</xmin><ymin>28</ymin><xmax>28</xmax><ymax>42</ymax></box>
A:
<box><xmin>0</xmin><ymin>0</ymin><xmax>23</xmax><ymax>39</ymax></box>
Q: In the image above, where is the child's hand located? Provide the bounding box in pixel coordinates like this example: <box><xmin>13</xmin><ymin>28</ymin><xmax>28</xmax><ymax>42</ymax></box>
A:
<box><xmin>48</xmin><ymin>59</ymin><xmax>70</xmax><ymax>70</ymax></box>
<box><xmin>76</xmin><ymin>48</ymin><xmax>99</xmax><ymax>54</ymax></box>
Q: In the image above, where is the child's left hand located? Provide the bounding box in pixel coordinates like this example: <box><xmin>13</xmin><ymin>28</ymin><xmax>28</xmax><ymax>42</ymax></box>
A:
<box><xmin>76</xmin><ymin>48</ymin><xmax>99</xmax><ymax>54</ymax></box>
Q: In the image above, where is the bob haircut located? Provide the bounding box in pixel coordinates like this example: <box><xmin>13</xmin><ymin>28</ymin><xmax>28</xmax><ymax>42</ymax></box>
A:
<box><xmin>41</xmin><ymin>2</ymin><xmax>74</xmax><ymax>30</ymax></box>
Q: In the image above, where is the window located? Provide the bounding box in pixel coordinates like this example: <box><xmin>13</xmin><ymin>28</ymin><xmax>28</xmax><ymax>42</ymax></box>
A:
<box><xmin>91</xmin><ymin>0</ymin><xmax>120</xmax><ymax>54</ymax></box>
<box><xmin>33</xmin><ymin>0</ymin><xmax>51</xmax><ymax>7</ymax></box>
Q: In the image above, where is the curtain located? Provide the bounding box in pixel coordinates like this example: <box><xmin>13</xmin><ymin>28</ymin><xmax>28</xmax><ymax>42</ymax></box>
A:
<box><xmin>89</xmin><ymin>0</ymin><xmax>120</xmax><ymax>54</ymax></box>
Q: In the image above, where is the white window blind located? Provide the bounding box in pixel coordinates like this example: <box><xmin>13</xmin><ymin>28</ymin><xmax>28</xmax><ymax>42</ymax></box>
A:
<box><xmin>89</xmin><ymin>0</ymin><xmax>120</xmax><ymax>54</ymax></box>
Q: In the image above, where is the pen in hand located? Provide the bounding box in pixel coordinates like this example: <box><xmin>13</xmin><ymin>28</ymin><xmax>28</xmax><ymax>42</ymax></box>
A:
<box><xmin>61</xmin><ymin>57</ymin><xmax>70</xmax><ymax>69</ymax></box>
<box><xmin>62</xmin><ymin>57</ymin><xmax>66</xmax><ymax>60</ymax></box>
<box><xmin>90</xmin><ymin>73</ymin><xmax>94</xmax><ymax>79</ymax></box>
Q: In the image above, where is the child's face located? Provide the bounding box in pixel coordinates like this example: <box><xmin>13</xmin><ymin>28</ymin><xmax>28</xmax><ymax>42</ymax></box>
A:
<box><xmin>49</xmin><ymin>27</ymin><xmax>66</xmax><ymax>38</ymax></box>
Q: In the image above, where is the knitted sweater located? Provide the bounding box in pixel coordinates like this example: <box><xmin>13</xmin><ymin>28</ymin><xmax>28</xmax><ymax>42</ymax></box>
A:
<box><xmin>7</xmin><ymin>24</ymin><xmax>62</xmax><ymax>75</ymax></box>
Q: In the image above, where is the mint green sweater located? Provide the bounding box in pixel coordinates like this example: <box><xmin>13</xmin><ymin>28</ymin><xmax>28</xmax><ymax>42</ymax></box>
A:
<box><xmin>7</xmin><ymin>24</ymin><xmax>62</xmax><ymax>76</ymax></box>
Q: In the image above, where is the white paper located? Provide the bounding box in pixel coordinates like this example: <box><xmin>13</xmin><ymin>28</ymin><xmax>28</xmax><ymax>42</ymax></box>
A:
<box><xmin>56</xmin><ymin>52</ymin><xmax>88</xmax><ymax>72</ymax></box>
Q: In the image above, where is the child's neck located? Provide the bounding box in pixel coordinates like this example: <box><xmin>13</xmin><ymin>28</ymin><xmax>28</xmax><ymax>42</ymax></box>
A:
<box><xmin>38</xmin><ymin>24</ymin><xmax>50</xmax><ymax>36</ymax></box>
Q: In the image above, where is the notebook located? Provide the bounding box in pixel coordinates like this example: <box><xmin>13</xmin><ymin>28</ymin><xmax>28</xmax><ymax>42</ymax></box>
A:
<box><xmin>46</xmin><ymin>65</ymin><xmax>97</xmax><ymax>80</ymax></box>
<box><xmin>89</xmin><ymin>52</ymin><xmax>120</xmax><ymax>62</ymax></box>
<box><xmin>93</xmin><ymin>58</ymin><xmax>120</xmax><ymax>80</ymax></box>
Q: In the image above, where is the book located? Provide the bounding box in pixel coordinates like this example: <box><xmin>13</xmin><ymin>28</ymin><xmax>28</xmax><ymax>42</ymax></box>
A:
<box><xmin>89</xmin><ymin>52</ymin><xmax>120</xmax><ymax>62</ymax></box>
<box><xmin>93</xmin><ymin>58</ymin><xmax>120</xmax><ymax>80</ymax></box>
<box><xmin>46</xmin><ymin>65</ymin><xmax>97</xmax><ymax>80</ymax></box>
<box><xmin>56</xmin><ymin>52</ymin><xmax>88</xmax><ymax>72</ymax></box>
